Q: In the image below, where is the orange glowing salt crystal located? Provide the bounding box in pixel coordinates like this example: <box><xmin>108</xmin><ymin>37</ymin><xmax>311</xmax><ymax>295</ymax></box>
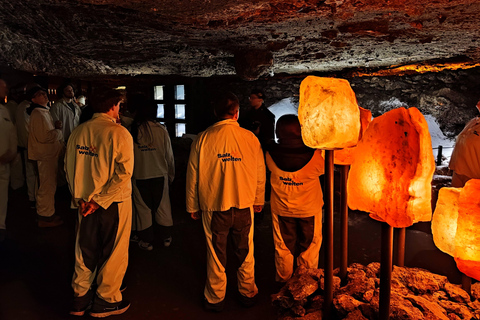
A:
<box><xmin>298</xmin><ymin>76</ymin><xmax>360</xmax><ymax>150</ymax></box>
<box><xmin>347</xmin><ymin>107</ymin><xmax>435</xmax><ymax>228</ymax></box>
<box><xmin>433</xmin><ymin>179</ymin><xmax>480</xmax><ymax>281</ymax></box>
<box><xmin>334</xmin><ymin>106</ymin><xmax>372</xmax><ymax>165</ymax></box>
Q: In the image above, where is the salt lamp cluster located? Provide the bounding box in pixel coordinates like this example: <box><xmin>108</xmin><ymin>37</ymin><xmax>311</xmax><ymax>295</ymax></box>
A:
<box><xmin>432</xmin><ymin>179</ymin><xmax>480</xmax><ymax>281</ymax></box>
<box><xmin>347</xmin><ymin>107</ymin><xmax>435</xmax><ymax>228</ymax></box>
<box><xmin>334</xmin><ymin>106</ymin><xmax>372</xmax><ymax>165</ymax></box>
<box><xmin>298</xmin><ymin>76</ymin><xmax>360</xmax><ymax>150</ymax></box>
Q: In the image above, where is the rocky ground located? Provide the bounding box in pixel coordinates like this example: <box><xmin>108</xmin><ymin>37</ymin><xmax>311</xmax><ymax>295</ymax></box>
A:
<box><xmin>272</xmin><ymin>263</ymin><xmax>480</xmax><ymax>320</ymax></box>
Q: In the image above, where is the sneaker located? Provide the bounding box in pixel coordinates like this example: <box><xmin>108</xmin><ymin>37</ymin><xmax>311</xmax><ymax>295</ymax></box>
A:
<box><xmin>38</xmin><ymin>215</ymin><xmax>64</xmax><ymax>228</ymax></box>
<box><xmin>138</xmin><ymin>240</ymin><xmax>153</xmax><ymax>251</ymax></box>
<box><xmin>69</xmin><ymin>302</ymin><xmax>92</xmax><ymax>316</ymax></box>
<box><xmin>130</xmin><ymin>234</ymin><xmax>140</xmax><ymax>243</ymax></box>
<box><xmin>163</xmin><ymin>236</ymin><xmax>172</xmax><ymax>247</ymax></box>
<box><xmin>89</xmin><ymin>300</ymin><xmax>130</xmax><ymax>318</ymax></box>
<box><xmin>204</xmin><ymin>298</ymin><xmax>224</xmax><ymax>312</ymax></box>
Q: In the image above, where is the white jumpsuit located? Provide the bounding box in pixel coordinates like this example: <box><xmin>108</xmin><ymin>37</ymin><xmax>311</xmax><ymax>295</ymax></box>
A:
<box><xmin>0</xmin><ymin>105</ymin><xmax>17</xmax><ymax>231</ymax></box>
<box><xmin>449</xmin><ymin>117</ymin><xmax>480</xmax><ymax>187</ymax></box>
<box><xmin>186</xmin><ymin>119</ymin><xmax>265</xmax><ymax>304</ymax></box>
<box><xmin>28</xmin><ymin>106</ymin><xmax>63</xmax><ymax>218</ymax></box>
<box><xmin>65</xmin><ymin>112</ymin><xmax>134</xmax><ymax>304</ymax></box>
<box><xmin>132</xmin><ymin>121</ymin><xmax>175</xmax><ymax>234</ymax></box>
<box><xmin>266</xmin><ymin>150</ymin><xmax>324</xmax><ymax>282</ymax></box>
<box><xmin>16</xmin><ymin>100</ymin><xmax>36</xmax><ymax>202</ymax></box>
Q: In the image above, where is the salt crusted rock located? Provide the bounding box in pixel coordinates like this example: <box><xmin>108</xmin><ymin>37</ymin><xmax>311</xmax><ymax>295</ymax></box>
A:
<box><xmin>347</xmin><ymin>107</ymin><xmax>435</xmax><ymax>228</ymax></box>
<box><xmin>272</xmin><ymin>264</ymin><xmax>480</xmax><ymax>320</ymax></box>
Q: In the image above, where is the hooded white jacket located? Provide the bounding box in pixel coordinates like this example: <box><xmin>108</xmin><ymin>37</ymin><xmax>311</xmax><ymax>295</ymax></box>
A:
<box><xmin>186</xmin><ymin>119</ymin><xmax>265</xmax><ymax>213</ymax></box>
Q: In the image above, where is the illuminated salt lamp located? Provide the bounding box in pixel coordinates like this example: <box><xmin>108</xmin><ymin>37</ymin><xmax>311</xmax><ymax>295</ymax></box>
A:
<box><xmin>347</xmin><ymin>107</ymin><xmax>435</xmax><ymax>228</ymax></box>
<box><xmin>334</xmin><ymin>106</ymin><xmax>372</xmax><ymax>165</ymax></box>
<box><xmin>432</xmin><ymin>179</ymin><xmax>480</xmax><ymax>281</ymax></box>
<box><xmin>298</xmin><ymin>76</ymin><xmax>361</xmax><ymax>150</ymax></box>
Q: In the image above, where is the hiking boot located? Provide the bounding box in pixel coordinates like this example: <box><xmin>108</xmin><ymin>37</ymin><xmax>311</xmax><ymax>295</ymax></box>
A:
<box><xmin>163</xmin><ymin>236</ymin><xmax>172</xmax><ymax>247</ymax></box>
<box><xmin>138</xmin><ymin>240</ymin><xmax>153</xmax><ymax>251</ymax></box>
<box><xmin>38</xmin><ymin>215</ymin><xmax>63</xmax><ymax>228</ymax></box>
<box><xmin>89</xmin><ymin>299</ymin><xmax>130</xmax><ymax>318</ymax></box>
<box><xmin>69</xmin><ymin>290</ymin><xmax>93</xmax><ymax>316</ymax></box>
<box><xmin>203</xmin><ymin>298</ymin><xmax>224</xmax><ymax>312</ymax></box>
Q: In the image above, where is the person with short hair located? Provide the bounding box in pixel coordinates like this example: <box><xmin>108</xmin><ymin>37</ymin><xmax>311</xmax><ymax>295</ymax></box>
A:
<box><xmin>449</xmin><ymin>99</ymin><xmax>480</xmax><ymax>187</ymax></box>
<box><xmin>186</xmin><ymin>92</ymin><xmax>265</xmax><ymax>311</ymax></box>
<box><xmin>50</xmin><ymin>82</ymin><xmax>82</xmax><ymax>142</ymax></box>
<box><xmin>65</xmin><ymin>88</ymin><xmax>133</xmax><ymax>317</ymax></box>
<box><xmin>27</xmin><ymin>86</ymin><xmax>64</xmax><ymax>227</ymax></box>
<box><xmin>266</xmin><ymin>114</ymin><xmax>324</xmax><ymax>282</ymax></box>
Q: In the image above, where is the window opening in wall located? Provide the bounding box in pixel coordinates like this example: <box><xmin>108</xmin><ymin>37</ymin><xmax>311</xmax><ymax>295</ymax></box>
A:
<box><xmin>154</xmin><ymin>85</ymin><xmax>164</xmax><ymax>100</ymax></box>
<box><xmin>175</xmin><ymin>85</ymin><xmax>185</xmax><ymax>100</ymax></box>
<box><xmin>175</xmin><ymin>123</ymin><xmax>186</xmax><ymax>137</ymax></box>
<box><xmin>153</xmin><ymin>84</ymin><xmax>188</xmax><ymax>138</ymax></box>
<box><xmin>157</xmin><ymin>104</ymin><xmax>165</xmax><ymax>118</ymax></box>
<box><xmin>175</xmin><ymin>104</ymin><xmax>186</xmax><ymax>120</ymax></box>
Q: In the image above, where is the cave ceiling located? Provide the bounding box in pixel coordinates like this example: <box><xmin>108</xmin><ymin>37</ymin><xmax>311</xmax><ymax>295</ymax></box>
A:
<box><xmin>1</xmin><ymin>0</ymin><xmax>480</xmax><ymax>80</ymax></box>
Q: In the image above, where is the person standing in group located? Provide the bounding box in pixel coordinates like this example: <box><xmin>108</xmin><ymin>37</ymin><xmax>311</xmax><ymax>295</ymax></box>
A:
<box><xmin>130</xmin><ymin>97</ymin><xmax>175</xmax><ymax>251</ymax></box>
<box><xmin>449</xmin><ymin>98</ymin><xmax>480</xmax><ymax>188</ymax></box>
<box><xmin>186</xmin><ymin>92</ymin><xmax>265</xmax><ymax>312</ymax></box>
<box><xmin>50</xmin><ymin>82</ymin><xmax>82</xmax><ymax>143</ymax></box>
<box><xmin>27</xmin><ymin>87</ymin><xmax>64</xmax><ymax>227</ymax></box>
<box><xmin>65</xmin><ymin>88</ymin><xmax>133</xmax><ymax>318</ymax></box>
<box><xmin>265</xmin><ymin>114</ymin><xmax>324</xmax><ymax>282</ymax></box>
<box><xmin>0</xmin><ymin>80</ymin><xmax>17</xmax><ymax>241</ymax></box>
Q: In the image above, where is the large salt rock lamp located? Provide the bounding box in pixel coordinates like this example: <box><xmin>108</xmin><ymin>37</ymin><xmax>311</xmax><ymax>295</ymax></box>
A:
<box><xmin>347</xmin><ymin>107</ymin><xmax>435</xmax><ymax>228</ymax></box>
<box><xmin>334</xmin><ymin>107</ymin><xmax>372</xmax><ymax>165</ymax></box>
<box><xmin>298</xmin><ymin>76</ymin><xmax>361</xmax><ymax>149</ymax></box>
<box><xmin>432</xmin><ymin>179</ymin><xmax>480</xmax><ymax>280</ymax></box>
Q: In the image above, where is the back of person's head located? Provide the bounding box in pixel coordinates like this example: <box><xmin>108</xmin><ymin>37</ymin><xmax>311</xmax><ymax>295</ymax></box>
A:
<box><xmin>276</xmin><ymin>114</ymin><xmax>302</xmax><ymax>140</ymax></box>
<box><xmin>91</xmin><ymin>88</ymin><xmax>124</xmax><ymax>113</ymax></box>
<box><xmin>251</xmin><ymin>88</ymin><xmax>266</xmax><ymax>100</ymax></box>
<box><xmin>214</xmin><ymin>92</ymin><xmax>239</xmax><ymax>119</ymax></box>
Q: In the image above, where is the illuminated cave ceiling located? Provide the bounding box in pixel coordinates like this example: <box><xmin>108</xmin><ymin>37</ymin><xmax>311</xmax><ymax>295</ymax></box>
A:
<box><xmin>1</xmin><ymin>0</ymin><xmax>480</xmax><ymax>80</ymax></box>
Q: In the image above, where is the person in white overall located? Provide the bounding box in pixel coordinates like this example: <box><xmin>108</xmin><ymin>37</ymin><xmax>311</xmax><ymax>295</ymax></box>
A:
<box><xmin>266</xmin><ymin>114</ymin><xmax>324</xmax><ymax>282</ymax></box>
<box><xmin>65</xmin><ymin>89</ymin><xmax>133</xmax><ymax>318</ymax></box>
<box><xmin>449</xmin><ymin>99</ymin><xmax>480</xmax><ymax>188</ymax></box>
<box><xmin>186</xmin><ymin>92</ymin><xmax>265</xmax><ymax>312</ymax></box>
<box><xmin>130</xmin><ymin>97</ymin><xmax>175</xmax><ymax>251</ymax></box>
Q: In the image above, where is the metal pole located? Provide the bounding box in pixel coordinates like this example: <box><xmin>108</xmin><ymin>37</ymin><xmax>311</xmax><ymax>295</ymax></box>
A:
<box><xmin>340</xmin><ymin>165</ymin><xmax>349</xmax><ymax>282</ymax></box>
<box><xmin>462</xmin><ymin>274</ymin><xmax>471</xmax><ymax>296</ymax></box>
<box><xmin>436</xmin><ymin>145</ymin><xmax>443</xmax><ymax>166</ymax></box>
<box><xmin>379</xmin><ymin>223</ymin><xmax>393</xmax><ymax>320</ymax></box>
<box><xmin>395</xmin><ymin>228</ymin><xmax>406</xmax><ymax>267</ymax></box>
<box><xmin>323</xmin><ymin>150</ymin><xmax>334</xmax><ymax>319</ymax></box>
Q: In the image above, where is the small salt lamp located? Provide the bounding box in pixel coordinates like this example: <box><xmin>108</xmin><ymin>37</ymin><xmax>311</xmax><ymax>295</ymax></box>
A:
<box><xmin>432</xmin><ymin>179</ymin><xmax>480</xmax><ymax>280</ymax></box>
<box><xmin>298</xmin><ymin>76</ymin><xmax>361</xmax><ymax>150</ymax></box>
<box><xmin>347</xmin><ymin>107</ymin><xmax>435</xmax><ymax>228</ymax></box>
<box><xmin>334</xmin><ymin>107</ymin><xmax>372</xmax><ymax>165</ymax></box>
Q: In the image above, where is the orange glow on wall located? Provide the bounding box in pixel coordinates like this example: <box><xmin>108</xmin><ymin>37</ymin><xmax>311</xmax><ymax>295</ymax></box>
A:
<box><xmin>350</xmin><ymin>62</ymin><xmax>480</xmax><ymax>77</ymax></box>
<box><xmin>347</xmin><ymin>107</ymin><xmax>435</xmax><ymax>228</ymax></box>
<box><xmin>298</xmin><ymin>76</ymin><xmax>360</xmax><ymax>150</ymax></box>
<box><xmin>334</xmin><ymin>106</ymin><xmax>372</xmax><ymax>165</ymax></box>
<box><xmin>432</xmin><ymin>179</ymin><xmax>480</xmax><ymax>281</ymax></box>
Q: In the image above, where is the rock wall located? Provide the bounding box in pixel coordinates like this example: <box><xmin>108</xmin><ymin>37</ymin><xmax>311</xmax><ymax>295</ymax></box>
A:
<box><xmin>206</xmin><ymin>67</ymin><xmax>480</xmax><ymax>139</ymax></box>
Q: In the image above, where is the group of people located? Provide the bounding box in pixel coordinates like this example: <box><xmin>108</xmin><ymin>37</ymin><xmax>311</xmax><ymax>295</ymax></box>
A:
<box><xmin>3</xmin><ymin>76</ymin><xmax>477</xmax><ymax>318</ymax></box>
<box><xmin>0</xmin><ymin>81</ymin><xmax>175</xmax><ymax>317</ymax></box>
<box><xmin>186</xmin><ymin>90</ymin><xmax>325</xmax><ymax>312</ymax></box>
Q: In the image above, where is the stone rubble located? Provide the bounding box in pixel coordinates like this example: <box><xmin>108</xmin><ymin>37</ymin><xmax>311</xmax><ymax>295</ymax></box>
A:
<box><xmin>272</xmin><ymin>263</ymin><xmax>480</xmax><ymax>319</ymax></box>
